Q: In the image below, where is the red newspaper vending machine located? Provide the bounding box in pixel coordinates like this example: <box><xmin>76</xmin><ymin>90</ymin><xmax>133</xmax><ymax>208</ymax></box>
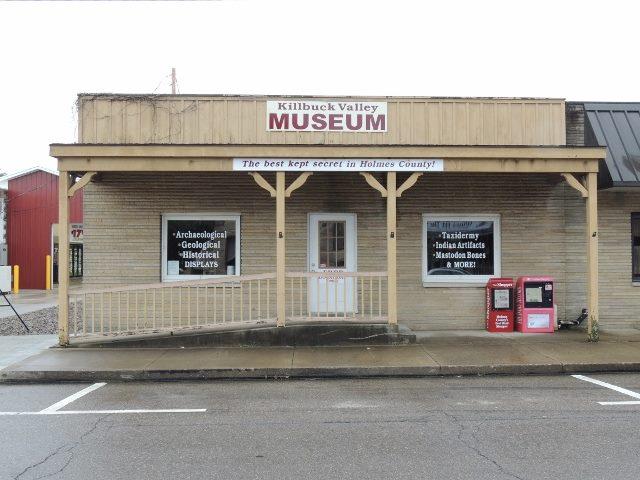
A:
<box><xmin>486</xmin><ymin>278</ymin><xmax>514</xmax><ymax>332</ymax></box>
<box><xmin>515</xmin><ymin>276</ymin><xmax>555</xmax><ymax>333</ymax></box>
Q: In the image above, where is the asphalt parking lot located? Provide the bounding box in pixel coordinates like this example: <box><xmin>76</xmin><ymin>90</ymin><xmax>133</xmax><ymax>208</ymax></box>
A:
<box><xmin>1</xmin><ymin>374</ymin><xmax>640</xmax><ymax>479</ymax></box>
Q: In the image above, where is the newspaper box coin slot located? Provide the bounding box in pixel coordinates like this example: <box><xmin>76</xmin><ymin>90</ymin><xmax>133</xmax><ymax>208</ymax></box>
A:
<box><xmin>515</xmin><ymin>276</ymin><xmax>555</xmax><ymax>333</ymax></box>
<box><xmin>486</xmin><ymin>278</ymin><xmax>514</xmax><ymax>332</ymax></box>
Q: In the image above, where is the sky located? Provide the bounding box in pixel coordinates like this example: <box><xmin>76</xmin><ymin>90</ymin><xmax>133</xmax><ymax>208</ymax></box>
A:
<box><xmin>0</xmin><ymin>0</ymin><xmax>639</xmax><ymax>175</ymax></box>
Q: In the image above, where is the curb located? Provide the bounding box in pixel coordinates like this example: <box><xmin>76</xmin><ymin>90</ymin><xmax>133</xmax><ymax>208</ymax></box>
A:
<box><xmin>3</xmin><ymin>363</ymin><xmax>640</xmax><ymax>383</ymax></box>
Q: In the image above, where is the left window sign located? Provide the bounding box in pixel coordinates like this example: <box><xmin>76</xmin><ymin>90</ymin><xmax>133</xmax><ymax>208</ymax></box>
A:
<box><xmin>161</xmin><ymin>214</ymin><xmax>241</xmax><ymax>281</ymax></box>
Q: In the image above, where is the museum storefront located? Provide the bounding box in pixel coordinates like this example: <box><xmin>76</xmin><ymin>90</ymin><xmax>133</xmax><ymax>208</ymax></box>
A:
<box><xmin>50</xmin><ymin>95</ymin><xmax>605</xmax><ymax>345</ymax></box>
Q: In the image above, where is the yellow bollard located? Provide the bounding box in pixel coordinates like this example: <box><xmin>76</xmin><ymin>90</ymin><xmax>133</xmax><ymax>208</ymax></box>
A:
<box><xmin>45</xmin><ymin>255</ymin><xmax>52</xmax><ymax>290</ymax></box>
<box><xmin>12</xmin><ymin>265</ymin><xmax>19</xmax><ymax>294</ymax></box>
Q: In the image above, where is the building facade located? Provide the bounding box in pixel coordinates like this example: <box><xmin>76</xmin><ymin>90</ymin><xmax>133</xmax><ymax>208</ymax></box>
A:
<box><xmin>2</xmin><ymin>168</ymin><xmax>83</xmax><ymax>289</ymax></box>
<box><xmin>565</xmin><ymin>102</ymin><xmax>640</xmax><ymax>327</ymax></box>
<box><xmin>0</xmin><ymin>184</ymin><xmax>6</xmax><ymax>265</ymax></box>
<box><xmin>51</xmin><ymin>94</ymin><xmax>633</xmax><ymax>345</ymax></box>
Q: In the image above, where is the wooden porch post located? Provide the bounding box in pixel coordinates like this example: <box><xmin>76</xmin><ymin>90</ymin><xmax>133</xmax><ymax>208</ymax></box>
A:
<box><xmin>586</xmin><ymin>172</ymin><xmax>599</xmax><ymax>341</ymax></box>
<box><xmin>361</xmin><ymin>171</ymin><xmax>423</xmax><ymax>326</ymax></box>
<box><xmin>276</xmin><ymin>172</ymin><xmax>286</xmax><ymax>327</ymax></box>
<box><xmin>387</xmin><ymin>172</ymin><xmax>397</xmax><ymax>325</ymax></box>
<box><xmin>58</xmin><ymin>172</ymin><xmax>70</xmax><ymax>346</ymax></box>
<box><xmin>249</xmin><ymin>170</ymin><xmax>312</xmax><ymax>327</ymax></box>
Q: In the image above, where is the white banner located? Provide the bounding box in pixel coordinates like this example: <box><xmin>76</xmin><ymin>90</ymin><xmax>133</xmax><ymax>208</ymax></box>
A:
<box><xmin>266</xmin><ymin>100</ymin><xmax>387</xmax><ymax>132</ymax></box>
<box><xmin>233</xmin><ymin>158</ymin><xmax>444</xmax><ymax>172</ymax></box>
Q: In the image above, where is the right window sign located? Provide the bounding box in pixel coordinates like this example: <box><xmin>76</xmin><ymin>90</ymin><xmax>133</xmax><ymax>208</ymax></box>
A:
<box><xmin>422</xmin><ymin>214</ymin><xmax>501</xmax><ymax>286</ymax></box>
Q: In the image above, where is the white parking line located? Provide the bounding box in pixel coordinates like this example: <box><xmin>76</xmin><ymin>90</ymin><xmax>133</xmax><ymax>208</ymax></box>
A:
<box><xmin>0</xmin><ymin>382</ymin><xmax>207</xmax><ymax>416</ymax></box>
<box><xmin>0</xmin><ymin>409</ymin><xmax>207</xmax><ymax>416</ymax></box>
<box><xmin>39</xmin><ymin>382</ymin><xmax>106</xmax><ymax>413</ymax></box>
<box><xmin>572</xmin><ymin>374</ymin><xmax>640</xmax><ymax>405</ymax></box>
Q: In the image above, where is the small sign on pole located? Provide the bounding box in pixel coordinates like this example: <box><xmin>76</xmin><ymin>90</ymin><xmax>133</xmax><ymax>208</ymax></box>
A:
<box><xmin>0</xmin><ymin>266</ymin><xmax>29</xmax><ymax>332</ymax></box>
<box><xmin>0</xmin><ymin>266</ymin><xmax>11</xmax><ymax>293</ymax></box>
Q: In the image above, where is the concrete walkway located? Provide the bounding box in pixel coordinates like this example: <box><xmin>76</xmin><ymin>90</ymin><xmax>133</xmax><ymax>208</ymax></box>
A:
<box><xmin>2</xmin><ymin>329</ymin><xmax>640</xmax><ymax>382</ymax></box>
<box><xmin>0</xmin><ymin>335</ymin><xmax>58</xmax><ymax>370</ymax></box>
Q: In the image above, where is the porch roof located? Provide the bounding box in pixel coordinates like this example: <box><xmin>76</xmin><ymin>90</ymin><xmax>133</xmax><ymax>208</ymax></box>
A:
<box><xmin>50</xmin><ymin>143</ymin><xmax>605</xmax><ymax>174</ymax></box>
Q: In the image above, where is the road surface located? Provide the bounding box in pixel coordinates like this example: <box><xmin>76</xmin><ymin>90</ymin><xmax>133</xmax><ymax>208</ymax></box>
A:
<box><xmin>1</xmin><ymin>374</ymin><xmax>640</xmax><ymax>479</ymax></box>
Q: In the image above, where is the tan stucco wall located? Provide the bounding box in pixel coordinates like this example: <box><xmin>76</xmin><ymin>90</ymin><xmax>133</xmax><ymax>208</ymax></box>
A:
<box><xmin>83</xmin><ymin>172</ymin><xmax>639</xmax><ymax>330</ymax></box>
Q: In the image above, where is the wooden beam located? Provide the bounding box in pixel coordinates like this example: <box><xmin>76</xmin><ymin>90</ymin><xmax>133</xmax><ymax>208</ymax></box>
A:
<box><xmin>443</xmin><ymin>158</ymin><xmax>599</xmax><ymax>173</ymax></box>
<box><xmin>58</xmin><ymin>173</ymin><xmax>70</xmax><ymax>346</ymax></box>
<box><xmin>58</xmin><ymin>158</ymin><xmax>234</xmax><ymax>173</ymax></box>
<box><xmin>248</xmin><ymin>172</ymin><xmax>276</xmax><ymax>197</ymax></box>
<box><xmin>285</xmin><ymin>172</ymin><xmax>313</xmax><ymax>197</ymax></box>
<box><xmin>387</xmin><ymin>172</ymin><xmax>397</xmax><ymax>325</ymax></box>
<box><xmin>57</xmin><ymin>156</ymin><xmax>601</xmax><ymax>175</ymax></box>
<box><xmin>396</xmin><ymin>172</ymin><xmax>423</xmax><ymax>197</ymax></box>
<box><xmin>276</xmin><ymin>172</ymin><xmax>286</xmax><ymax>327</ymax></box>
<box><xmin>50</xmin><ymin>143</ymin><xmax>606</xmax><ymax>160</ymax></box>
<box><xmin>580</xmin><ymin>176</ymin><xmax>588</xmax><ymax>191</ymax></box>
<box><xmin>561</xmin><ymin>173</ymin><xmax>588</xmax><ymax>198</ymax></box>
<box><xmin>360</xmin><ymin>172</ymin><xmax>387</xmax><ymax>197</ymax></box>
<box><xmin>67</xmin><ymin>171</ymin><xmax>97</xmax><ymax>197</ymax></box>
<box><xmin>586</xmin><ymin>172</ymin><xmax>599</xmax><ymax>341</ymax></box>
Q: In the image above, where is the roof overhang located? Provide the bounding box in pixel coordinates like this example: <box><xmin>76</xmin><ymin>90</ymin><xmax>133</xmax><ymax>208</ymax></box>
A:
<box><xmin>50</xmin><ymin>144</ymin><xmax>605</xmax><ymax>174</ymax></box>
<box><xmin>584</xmin><ymin>103</ymin><xmax>640</xmax><ymax>187</ymax></box>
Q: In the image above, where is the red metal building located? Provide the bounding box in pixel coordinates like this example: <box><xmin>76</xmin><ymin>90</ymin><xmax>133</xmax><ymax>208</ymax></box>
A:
<box><xmin>3</xmin><ymin>168</ymin><xmax>83</xmax><ymax>289</ymax></box>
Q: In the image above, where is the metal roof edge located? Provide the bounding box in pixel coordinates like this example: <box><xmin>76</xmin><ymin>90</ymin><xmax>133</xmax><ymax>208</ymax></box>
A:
<box><xmin>583</xmin><ymin>102</ymin><xmax>640</xmax><ymax>111</ymax></box>
<box><xmin>75</xmin><ymin>93</ymin><xmax>566</xmax><ymax>102</ymax></box>
<box><xmin>602</xmin><ymin>182</ymin><xmax>640</xmax><ymax>191</ymax></box>
<box><xmin>0</xmin><ymin>166</ymin><xmax>59</xmax><ymax>182</ymax></box>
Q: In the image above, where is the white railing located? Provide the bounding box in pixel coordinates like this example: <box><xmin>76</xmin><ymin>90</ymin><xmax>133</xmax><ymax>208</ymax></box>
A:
<box><xmin>285</xmin><ymin>271</ymin><xmax>388</xmax><ymax>323</ymax></box>
<box><xmin>68</xmin><ymin>271</ymin><xmax>389</xmax><ymax>338</ymax></box>
<box><xmin>69</xmin><ymin>273</ymin><xmax>277</xmax><ymax>337</ymax></box>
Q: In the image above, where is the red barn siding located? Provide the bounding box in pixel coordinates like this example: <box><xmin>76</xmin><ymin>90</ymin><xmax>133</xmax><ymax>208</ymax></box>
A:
<box><xmin>7</xmin><ymin>171</ymin><xmax>82</xmax><ymax>289</ymax></box>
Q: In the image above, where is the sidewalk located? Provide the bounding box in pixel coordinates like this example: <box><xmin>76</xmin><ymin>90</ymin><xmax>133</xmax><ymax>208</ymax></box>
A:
<box><xmin>0</xmin><ymin>335</ymin><xmax>58</xmax><ymax>370</ymax></box>
<box><xmin>2</xmin><ymin>329</ymin><xmax>640</xmax><ymax>382</ymax></box>
<box><xmin>0</xmin><ymin>289</ymin><xmax>58</xmax><ymax>318</ymax></box>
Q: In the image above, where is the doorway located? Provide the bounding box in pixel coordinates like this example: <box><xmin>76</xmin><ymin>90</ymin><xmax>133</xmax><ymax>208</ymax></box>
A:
<box><xmin>308</xmin><ymin>213</ymin><xmax>357</xmax><ymax>314</ymax></box>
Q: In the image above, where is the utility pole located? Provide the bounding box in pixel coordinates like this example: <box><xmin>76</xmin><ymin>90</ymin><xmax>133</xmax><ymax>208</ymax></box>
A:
<box><xmin>171</xmin><ymin>68</ymin><xmax>177</xmax><ymax>94</ymax></box>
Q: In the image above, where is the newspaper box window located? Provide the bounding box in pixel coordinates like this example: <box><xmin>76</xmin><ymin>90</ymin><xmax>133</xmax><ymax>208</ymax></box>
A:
<box><xmin>161</xmin><ymin>213</ymin><xmax>241</xmax><ymax>281</ymax></box>
<box><xmin>422</xmin><ymin>214</ymin><xmax>501</xmax><ymax>286</ymax></box>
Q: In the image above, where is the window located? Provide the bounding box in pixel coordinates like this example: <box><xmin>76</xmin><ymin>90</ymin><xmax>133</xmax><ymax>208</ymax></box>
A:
<box><xmin>161</xmin><ymin>213</ymin><xmax>240</xmax><ymax>281</ymax></box>
<box><xmin>633</xmin><ymin>213</ymin><xmax>640</xmax><ymax>282</ymax></box>
<box><xmin>69</xmin><ymin>244</ymin><xmax>83</xmax><ymax>278</ymax></box>
<box><xmin>318</xmin><ymin>221</ymin><xmax>346</xmax><ymax>268</ymax></box>
<box><xmin>422</xmin><ymin>214</ymin><xmax>501</xmax><ymax>286</ymax></box>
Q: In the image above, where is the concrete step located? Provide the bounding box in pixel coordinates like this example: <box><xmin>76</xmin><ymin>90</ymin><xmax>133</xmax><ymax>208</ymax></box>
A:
<box><xmin>68</xmin><ymin>323</ymin><xmax>416</xmax><ymax>348</ymax></box>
